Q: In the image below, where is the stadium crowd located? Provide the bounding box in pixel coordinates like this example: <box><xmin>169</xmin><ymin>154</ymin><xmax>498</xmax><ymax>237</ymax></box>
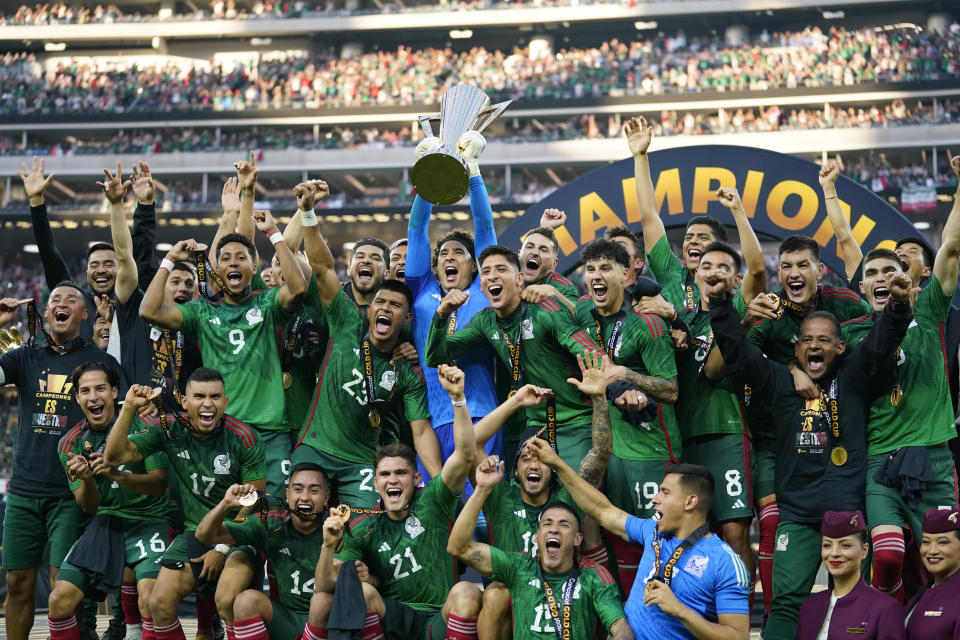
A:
<box><xmin>1</xmin><ymin>23</ymin><xmax>959</xmax><ymax>115</ymax></box>
<box><xmin>1</xmin><ymin>118</ymin><xmax>960</xmax><ymax>640</ymax></box>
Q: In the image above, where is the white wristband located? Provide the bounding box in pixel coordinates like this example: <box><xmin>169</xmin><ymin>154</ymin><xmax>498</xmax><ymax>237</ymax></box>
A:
<box><xmin>452</xmin><ymin>399</ymin><xmax>467</xmax><ymax>407</ymax></box>
<box><xmin>159</xmin><ymin>258</ymin><xmax>175</xmax><ymax>272</ymax></box>
<box><xmin>268</xmin><ymin>231</ymin><xmax>284</xmax><ymax>245</ymax></box>
<box><xmin>299</xmin><ymin>209</ymin><xmax>318</xmax><ymax>227</ymax></box>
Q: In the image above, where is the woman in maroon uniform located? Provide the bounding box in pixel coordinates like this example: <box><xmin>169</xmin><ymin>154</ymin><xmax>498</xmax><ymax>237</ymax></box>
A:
<box><xmin>906</xmin><ymin>508</ymin><xmax>960</xmax><ymax>639</ymax></box>
<box><xmin>796</xmin><ymin>510</ymin><xmax>905</xmax><ymax>640</ymax></box>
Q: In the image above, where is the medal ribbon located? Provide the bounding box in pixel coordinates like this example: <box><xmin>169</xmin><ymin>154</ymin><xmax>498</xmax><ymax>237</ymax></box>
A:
<box><xmin>281</xmin><ymin>314</ymin><xmax>303</xmax><ymax>379</ymax></box>
<box><xmin>650</xmin><ymin>522</ymin><xmax>710</xmax><ymax>586</ymax></box>
<box><xmin>362</xmin><ymin>338</ymin><xmax>397</xmax><ymax>409</ymax></box>
<box><xmin>592</xmin><ymin>312</ymin><xmax>623</xmax><ymax>360</ymax></box>
<box><xmin>500</xmin><ymin>305</ymin><xmax>528</xmax><ymax>393</ymax></box>
<box><xmin>820</xmin><ymin>379</ymin><xmax>840</xmax><ymax>445</ymax></box>
<box><xmin>26</xmin><ymin>301</ymin><xmax>65</xmax><ymax>353</ymax></box>
<box><xmin>684</xmin><ymin>283</ymin><xmax>696</xmax><ymax>310</ymax></box>
<box><xmin>160</xmin><ymin>328</ymin><xmax>184</xmax><ymax>403</ymax></box>
<box><xmin>542</xmin><ymin>568</ymin><xmax>578</xmax><ymax>640</ymax></box>
<box><xmin>776</xmin><ymin>289</ymin><xmax>817</xmax><ymax>317</ymax></box>
<box><xmin>446</xmin><ymin>310</ymin><xmax>459</xmax><ymax>366</ymax></box>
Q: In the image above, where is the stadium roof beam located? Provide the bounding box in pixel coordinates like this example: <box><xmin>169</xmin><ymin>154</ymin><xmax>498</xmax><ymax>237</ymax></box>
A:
<box><xmin>0</xmin><ymin>0</ymin><xmax>909</xmax><ymax>41</ymax></box>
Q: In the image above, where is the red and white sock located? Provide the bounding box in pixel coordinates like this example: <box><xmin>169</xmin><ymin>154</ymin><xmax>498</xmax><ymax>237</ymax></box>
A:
<box><xmin>121</xmin><ymin>581</ymin><xmax>142</xmax><ymax>625</ymax></box>
<box><xmin>142</xmin><ymin>616</ymin><xmax>156</xmax><ymax>640</ymax></box>
<box><xmin>153</xmin><ymin>619</ymin><xmax>187</xmax><ymax>640</ymax></box>
<box><xmin>232</xmin><ymin>617</ymin><xmax>268</xmax><ymax>640</ymax></box>
<box><xmin>48</xmin><ymin>614</ymin><xmax>81</xmax><ymax>640</ymax></box>
<box><xmin>872</xmin><ymin>530</ymin><xmax>906</xmax><ymax>603</ymax></box>
<box><xmin>224</xmin><ymin>624</ymin><xmax>236</xmax><ymax>640</ymax></box>
<box><xmin>445</xmin><ymin>613</ymin><xmax>478</xmax><ymax>640</ymax></box>
<box><xmin>359</xmin><ymin>612</ymin><xmax>384</xmax><ymax>640</ymax></box>
<box><xmin>302</xmin><ymin>622</ymin><xmax>328</xmax><ymax>640</ymax></box>
<box><xmin>757</xmin><ymin>501</ymin><xmax>779</xmax><ymax>614</ymax></box>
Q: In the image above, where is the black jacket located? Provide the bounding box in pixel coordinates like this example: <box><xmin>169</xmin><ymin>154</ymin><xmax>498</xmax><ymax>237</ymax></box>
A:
<box><xmin>710</xmin><ymin>296</ymin><xmax>912</xmax><ymax>524</ymax></box>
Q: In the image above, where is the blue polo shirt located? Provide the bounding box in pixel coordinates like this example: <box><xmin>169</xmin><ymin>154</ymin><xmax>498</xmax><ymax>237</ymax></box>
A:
<box><xmin>624</xmin><ymin>516</ymin><xmax>750</xmax><ymax>639</ymax></box>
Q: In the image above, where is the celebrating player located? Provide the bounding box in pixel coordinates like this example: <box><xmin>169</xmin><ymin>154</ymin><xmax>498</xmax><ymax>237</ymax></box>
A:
<box><xmin>104</xmin><ymin>369</ymin><xmax>266</xmax><ymax>640</ymax></box>
<box><xmin>517</xmin><ymin>219</ymin><xmax>579</xmax><ymax>307</ymax></box>
<box><xmin>304</xmin><ymin>364</ymin><xmax>480</xmax><ymax>640</ymax></box>
<box><xmin>47</xmin><ymin>362</ymin><xmax>174</xmax><ymax>640</ymax></box>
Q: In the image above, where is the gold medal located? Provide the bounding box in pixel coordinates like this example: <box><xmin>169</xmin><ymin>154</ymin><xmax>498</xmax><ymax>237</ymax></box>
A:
<box><xmin>368</xmin><ymin>409</ymin><xmax>381</xmax><ymax>428</ymax></box>
<box><xmin>830</xmin><ymin>446</ymin><xmax>848</xmax><ymax>466</ymax></box>
<box><xmin>337</xmin><ymin>504</ymin><xmax>352</xmax><ymax>524</ymax></box>
<box><xmin>238</xmin><ymin>491</ymin><xmax>260</xmax><ymax>507</ymax></box>
<box><xmin>281</xmin><ymin>371</ymin><xmax>293</xmax><ymax>389</ymax></box>
<box><xmin>766</xmin><ymin>293</ymin><xmax>784</xmax><ymax>320</ymax></box>
<box><xmin>890</xmin><ymin>385</ymin><xmax>903</xmax><ymax>407</ymax></box>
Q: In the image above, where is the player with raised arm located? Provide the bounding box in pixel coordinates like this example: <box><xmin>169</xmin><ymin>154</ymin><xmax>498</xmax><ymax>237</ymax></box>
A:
<box><xmin>304</xmin><ymin>364</ymin><xmax>481</xmax><ymax>640</ymax></box>
<box><xmin>448</xmin><ymin>454</ymin><xmax>631</xmax><ymax>640</ymax></box>
<box><xmin>295</xmin><ymin>196</ymin><xmax>442</xmax><ymax>505</ymax></box>
<box><xmin>46</xmin><ymin>361</ymin><xmax>174</xmax><ymax>640</ymax></box>
<box><xmin>426</xmin><ymin>246</ymin><xmax>604</xmax><ymax>470</ymax></box>
<box><xmin>139</xmin><ymin>154</ymin><xmax>305</xmax><ymax>494</ymax></box>
<box><xmin>524</xmin><ymin>440</ymin><xmax>750</xmax><ymax>640</ymax></box>
<box><xmin>0</xmin><ymin>283</ymin><xmax>122</xmax><ymax>640</ymax></box>
<box><xmin>819</xmin><ymin>161</ymin><xmax>864</xmax><ymax>285</ymax></box>
<box><xmin>404</xmin><ymin>132</ymin><xmax>502</xmax><ymax>480</ymax></box>
<box><xmin>104</xmin><ymin>369</ymin><xmax>266</xmax><ymax>640</ymax></box>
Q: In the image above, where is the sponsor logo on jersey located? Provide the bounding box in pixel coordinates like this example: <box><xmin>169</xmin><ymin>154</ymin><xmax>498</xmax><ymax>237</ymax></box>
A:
<box><xmin>514</xmin><ymin>509</ymin><xmax>526</xmax><ymax>518</ymax></box>
<box><xmin>378</xmin><ymin>542</ymin><xmax>391</xmax><ymax>553</ymax></box>
<box><xmin>280</xmin><ymin>547</ymin><xmax>292</xmax><ymax>556</ymax></box>
<box><xmin>213</xmin><ymin>454</ymin><xmax>231</xmax><ymax>475</ymax></box>
<box><xmin>731</xmin><ymin>499</ymin><xmax>746</xmax><ymax>509</ymax></box>
<box><xmin>528</xmin><ymin>578</ymin><xmax>541</xmax><ymax>589</ymax></box>
<box><xmin>209</xmin><ymin>318</ymin><xmax>221</xmax><ymax>325</ymax></box>
<box><xmin>520</xmin><ymin>318</ymin><xmax>534</xmax><ymax>340</ymax></box>
<box><xmin>404</xmin><ymin>515</ymin><xmax>425</xmax><ymax>539</ymax></box>
<box><xmin>177</xmin><ymin>450</ymin><xmax>191</xmax><ymax>460</ymax></box>
<box><xmin>684</xmin><ymin>554</ymin><xmax>709</xmax><ymax>578</ymax></box>
<box><xmin>246</xmin><ymin>308</ymin><xmax>264</xmax><ymax>325</ymax></box>
<box><xmin>491</xmin><ymin>331</ymin><xmax>500</xmax><ymax>340</ymax></box>
<box><xmin>776</xmin><ymin>533</ymin><xmax>789</xmax><ymax>552</ymax></box>
<box><xmin>379</xmin><ymin>370</ymin><xmax>397</xmax><ymax>392</ymax></box>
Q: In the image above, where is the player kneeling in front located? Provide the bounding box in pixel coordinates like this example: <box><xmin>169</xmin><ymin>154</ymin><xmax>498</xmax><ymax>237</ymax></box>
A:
<box><xmin>448</xmin><ymin>454</ymin><xmax>632</xmax><ymax>639</ymax></box>
<box><xmin>305</xmin><ymin>364</ymin><xmax>482</xmax><ymax>640</ymax></box>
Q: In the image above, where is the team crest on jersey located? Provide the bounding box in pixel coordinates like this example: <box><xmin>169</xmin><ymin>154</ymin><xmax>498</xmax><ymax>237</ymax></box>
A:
<box><xmin>379</xmin><ymin>370</ymin><xmax>397</xmax><ymax>392</ymax></box>
<box><xmin>684</xmin><ymin>555</ymin><xmax>709</xmax><ymax>578</ymax></box>
<box><xmin>150</xmin><ymin>326</ymin><xmax>163</xmax><ymax>341</ymax></box>
<box><xmin>776</xmin><ymin>533</ymin><xmax>789</xmax><ymax>551</ymax></box>
<box><xmin>213</xmin><ymin>454</ymin><xmax>231</xmax><ymax>475</ymax></box>
<box><xmin>246</xmin><ymin>307</ymin><xmax>263</xmax><ymax>325</ymax></box>
<box><xmin>520</xmin><ymin>318</ymin><xmax>534</xmax><ymax>340</ymax></box>
<box><xmin>404</xmin><ymin>515</ymin><xmax>425</xmax><ymax>539</ymax></box>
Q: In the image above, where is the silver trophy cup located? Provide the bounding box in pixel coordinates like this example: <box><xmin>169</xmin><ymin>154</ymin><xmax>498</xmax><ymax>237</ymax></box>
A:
<box><xmin>411</xmin><ymin>84</ymin><xmax>512</xmax><ymax>206</ymax></box>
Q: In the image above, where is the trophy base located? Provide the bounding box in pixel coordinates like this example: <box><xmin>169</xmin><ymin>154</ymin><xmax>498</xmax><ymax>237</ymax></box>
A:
<box><xmin>412</xmin><ymin>153</ymin><xmax>470</xmax><ymax>206</ymax></box>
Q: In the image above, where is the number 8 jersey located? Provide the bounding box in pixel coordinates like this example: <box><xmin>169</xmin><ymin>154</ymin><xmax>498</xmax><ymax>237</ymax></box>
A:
<box><xmin>335</xmin><ymin>476</ymin><xmax>459</xmax><ymax>612</ymax></box>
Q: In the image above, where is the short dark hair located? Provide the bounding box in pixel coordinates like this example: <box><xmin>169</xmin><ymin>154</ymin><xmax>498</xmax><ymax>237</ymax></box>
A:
<box><xmin>288</xmin><ymin>461</ymin><xmax>328</xmax><ymax>490</ymax></box>
<box><xmin>375</xmin><ymin>279</ymin><xmax>414</xmax><ymax>308</ymax></box>
<box><xmin>801</xmin><ymin>310</ymin><xmax>842</xmax><ymax>339</ymax></box>
<box><xmin>171</xmin><ymin>261</ymin><xmax>197</xmax><ymax>276</ymax></box>
<box><xmin>52</xmin><ymin>280</ymin><xmax>85</xmax><ymax>296</ymax></box>
<box><xmin>664</xmin><ymin>463</ymin><xmax>715</xmax><ymax>515</ymax></box>
<box><xmin>216</xmin><ymin>233</ymin><xmax>257</xmax><ymax>262</ymax></box>
<box><xmin>432</xmin><ymin>229</ymin><xmax>475</xmax><ymax>272</ymax></box>
<box><xmin>87</xmin><ymin>242</ymin><xmax>115</xmax><ymax>258</ymax></box>
<box><xmin>354</xmin><ymin>237</ymin><xmax>389</xmax><ymax>265</ymax></box>
<box><xmin>896</xmin><ymin>236</ymin><xmax>935</xmax><ymax>269</ymax></box>
<box><xmin>538</xmin><ymin>500</ymin><xmax>581</xmax><ymax>532</ymax></box>
<box><xmin>185</xmin><ymin>367</ymin><xmax>225</xmax><ymax>388</ymax></box>
<box><xmin>700</xmin><ymin>241</ymin><xmax>742</xmax><ymax>272</ymax></box>
<box><xmin>863</xmin><ymin>248</ymin><xmax>901</xmax><ymax>267</ymax></box>
<box><xmin>603</xmin><ymin>226</ymin><xmax>645</xmax><ymax>262</ymax></box>
<box><xmin>374</xmin><ymin>443</ymin><xmax>418</xmax><ymax>472</ymax></box>
<box><xmin>687</xmin><ymin>216</ymin><xmax>728</xmax><ymax>242</ymax></box>
<box><xmin>71</xmin><ymin>360</ymin><xmax>120</xmax><ymax>391</ymax></box>
<box><xmin>581</xmin><ymin>238</ymin><xmax>631</xmax><ymax>269</ymax></box>
<box><xmin>779</xmin><ymin>235</ymin><xmax>821</xmax><ymax>261</ymax></box>
<box><xmin>478</xmin><ymin>245</ymin><xmax>521</xmax><ymax>271</ymax></box>
<box><xmin>524</xmin><ymin>227</ymin><xmax>560</xmax><ymax>254</ymax></box>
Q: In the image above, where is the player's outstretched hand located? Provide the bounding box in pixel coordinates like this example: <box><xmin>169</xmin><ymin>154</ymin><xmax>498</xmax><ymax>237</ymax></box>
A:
<box><xmin>819</xmin><ymin>162</ymin><xmax>841</xmax><ymax>189</ymax></box>
<box><xmin>540</xmin><ymin>208</ymin><xmax>566</xmax><ymax>229</ymax></box>
<box><xmin>18</xmin><ymin>156</ymin><xmax>55</xmax><ymax>202</ymax></box>
<box><xmin>437</xmin><ymin>289</ymin><xmax>469</xmax><ymax>316</ymax></box>
<box><xmin>254</xmin><ymin>210</ymin><xmax>279</xmax><ymax>236</ymax></box>
<box><xmin>165</xmin><ymin>239</ymin><xmax>207</xmax><ymax>263</ymax></box>
<box><xmin>131</xmin><ymin>162</ymin><xmax>155</xmax><ymax>205</ymax></box>
<box><xmin>221</xmin><ymin>177</ymin><xmax>241</xmax><ymax>216</ymax></box>
<box><xmin>234</xmin><ymin>151</ymin><xmax>259</xmax><ymax>193</ymax></box>
<box><xmin>438</xmin><ymin>364</ymin><xmax>466</xmax><ymax>400</ymax></box>
<box><xmin>567</xmin><ymin>351</ymin><xmax>607</xmax><ymax>397</ymax></box>
<box><xmin>96</xmin><ymin>162</ymin><xmax>131</xmax><ymax>205</ymax></box>
<box><xmin>716</xmin><ymin>187</ymin><xmax>743</xmax><ymax>211</ymax></box>
<box><xmin>293</xmin><ymin>181</ymin><xmax>320</xmax><ymax>212</ymax></box>
<box><xmin>474</xmin><ymin>455</ymin><xmax>504</xmax><ymax>489</ymax></box>
<box><xmin>124</xmin><ymin>384</ymin><xmax>158</xmax><ymax>413</ymax></box>
<box><xmin>510</xmin><ymin>384</ymin><xmax>552</xmax><ymax>409</ymax></box>
<box><xmin>886</xmin><ymin>271</ymin><xmax>913</xmax><ymax>303</ymax></box>
<box><xmin>523</xmin><ymin>437</ymin><xmax>560</xmax><ymax>467</ymax></box>
<box><xmin>623</xmin><ymin>116</ymin><xmax>652</xmax><ymax>157</ymax></box>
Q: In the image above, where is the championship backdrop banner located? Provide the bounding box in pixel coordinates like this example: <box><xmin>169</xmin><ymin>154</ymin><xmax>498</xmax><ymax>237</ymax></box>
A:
<box><xmin>499</xmin><ymin>145</ymin><xmax>925</xmax><ymax>277</ymax></box>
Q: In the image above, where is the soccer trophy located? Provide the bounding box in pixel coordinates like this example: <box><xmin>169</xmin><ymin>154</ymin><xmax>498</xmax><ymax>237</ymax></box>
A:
<box><xmin>411</xmin><ymin>84</ymin><xmax>512</xmax><ymax>205</ymax></box>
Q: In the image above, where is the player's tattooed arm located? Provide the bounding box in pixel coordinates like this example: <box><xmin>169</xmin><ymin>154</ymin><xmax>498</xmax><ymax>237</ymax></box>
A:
<box><xmin>570</xmin><ymin>352</ymin><xmax>612</xmax><ymax>488</ymax></box>
<box><xmin>447</xmin><ymin>457</ymin><xmax>498</xmax><ymax>577</ymax></box>
<box><xmin>607</xmin><ymin>363</ymin><xmax>678</xmax><ymax>404</ymax></box>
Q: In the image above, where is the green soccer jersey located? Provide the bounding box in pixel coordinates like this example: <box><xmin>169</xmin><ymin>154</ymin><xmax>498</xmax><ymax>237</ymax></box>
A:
<box><xmin>426</xmin><ymin>300</ymin><xmax>601</xmax><ymax>429</ymax></box>
<box><xmin>573</xmin><ymin>299</ymin><xmax>681</xmax><ymax>460</ymax></box>
<box><xmin>484</xmin><ymin>481</ymin><xmax>580</xmax><ymax>556</ymax></box>
<box><xmin>335</xmin><ymin>476</ymin><xmax>459</xmax><ymax>612</ymax></box>
<box><xmin>128</xmin><ymin>413</ymin><xmax>266</xmax><ymax>529</ymax></box>
<box><xmin>225</xmin><ymin>515</ymin><xmax>324</xmax><ymax>613</ymax></box>
<box><xmin>647</xmin><ymin>234</ymin><xmax>698</xmax><ymax>309</ymax></box>
<box><xmin>745</xmin><ymin>284</ymin><xmax>870</xmax><ymax>449</ymax></box>
<box><xmin>295</xmin><ymin>289</ymin><xmax>429</xmax><ymax>464</ymax></box>
<box><xmin>177</xmin><ymin>287</ymin><xmax>291</xmax><ymax>430</ymax></box>
<box><xmin>841</xmin><ymin>276</ymin><xmax>955</xmax><ymax>454</ymax></box>
<box><xmin>283</xmin><ymin>277</ymin><xmax>325</xmax><ymax>429</ymax></box>
<box><xmin>58</xmin><ymin>420</ymin><xmax>174</xmax><ymax>522</ymax></box>
<box><xmin>489</xmin><ymin>548</ymin><xmax>625</xmax><ymax>639</ymax></box>
<box><xmin>675</xmin><ymin>305</ymin><xmax>748</xmax><ymax>441</ymax></box>
<box><xmin>541</xmin><ymin>271</ymin><xmax>580</xmax><ymax>302</ymax></box>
